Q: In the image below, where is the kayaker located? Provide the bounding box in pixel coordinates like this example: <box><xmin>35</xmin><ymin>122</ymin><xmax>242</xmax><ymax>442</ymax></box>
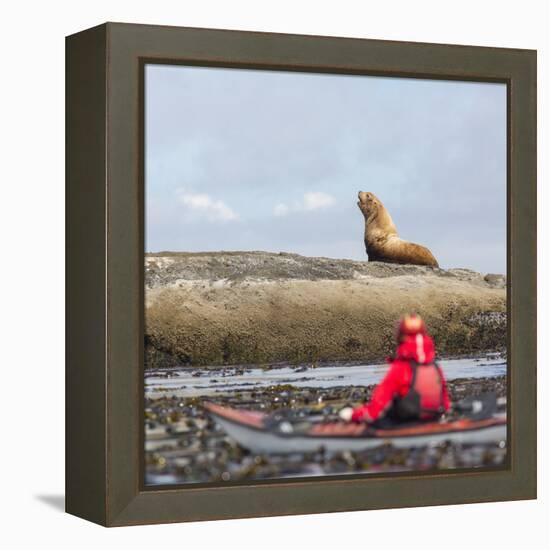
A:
<box><xmin>339</xmin><ymin>313</ymin><xmax>450</xmax><ymax>425</ymax></box>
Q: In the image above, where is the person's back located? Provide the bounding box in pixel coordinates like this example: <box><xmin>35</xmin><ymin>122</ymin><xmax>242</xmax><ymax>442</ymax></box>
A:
<box><xmin>340</xmin><ymin>314</ymin><xmax>450</xmax><ymax>424</ymax></box>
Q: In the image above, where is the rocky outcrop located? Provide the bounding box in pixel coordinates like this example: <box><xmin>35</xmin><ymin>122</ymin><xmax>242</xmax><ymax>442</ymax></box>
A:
<box><xmin>145</xmin><ymin>252</ymin><xmax>506</xmax><ymax>368</ymax></box>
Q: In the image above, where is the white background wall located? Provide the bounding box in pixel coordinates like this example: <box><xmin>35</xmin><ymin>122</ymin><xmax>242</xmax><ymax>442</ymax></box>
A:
<box><xmin>0</xmin><ymin>0</ymin><xmax>546</xmax><ymax>547</ymax></box>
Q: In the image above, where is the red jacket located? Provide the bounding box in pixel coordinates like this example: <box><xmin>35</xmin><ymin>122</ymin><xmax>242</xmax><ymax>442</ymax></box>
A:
<box><xmin>351</xmin><ymin>333</ymin><xmax>451</xmax><ymax>423</ymax></box>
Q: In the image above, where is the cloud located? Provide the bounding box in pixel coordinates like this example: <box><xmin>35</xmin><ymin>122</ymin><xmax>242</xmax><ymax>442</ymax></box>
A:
<box><xmin>273</xmin><ymin>203</ymin><xmax>290</xmax><ymax>217</ymax></box>
<box><xmin>178</xmin><ymin>191</ymin><xmax>239</xmax><ymax>222</ymax></box>
<box><xmin>303</xmin><ymin>191</ymin><xmax>336</xmax><ymax>211</ymax></box>
<box><xmin>273</xmin><ymin>192</ymin><xmax>336</xmax><ymax>217</ymax></box>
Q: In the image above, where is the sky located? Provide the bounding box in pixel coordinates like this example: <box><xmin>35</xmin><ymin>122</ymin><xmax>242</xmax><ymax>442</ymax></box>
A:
<box><xmin>145</xmin><ymin>64</ymin><xmax>506</xmax><ymax>274</ymax></box>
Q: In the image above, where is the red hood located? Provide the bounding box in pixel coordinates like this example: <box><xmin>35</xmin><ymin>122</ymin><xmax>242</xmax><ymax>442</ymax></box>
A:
<box><xmin>394</xmin><ymin>333</ymin><xmax>435</xmax><ymax>364</ymax></box>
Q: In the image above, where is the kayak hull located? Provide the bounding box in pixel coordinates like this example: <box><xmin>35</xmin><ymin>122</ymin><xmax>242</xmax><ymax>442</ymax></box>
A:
<box><xmin>205</xmin><ymin>403</ymin><xmax>507</xmax><ymax>455</ymax></box>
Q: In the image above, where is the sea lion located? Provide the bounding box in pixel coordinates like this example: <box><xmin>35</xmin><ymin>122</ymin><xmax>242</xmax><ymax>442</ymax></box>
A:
<box><xmin>357</xmin><ymin>191</ymin><xmax>439</xmax><ymax>267</ymax></box>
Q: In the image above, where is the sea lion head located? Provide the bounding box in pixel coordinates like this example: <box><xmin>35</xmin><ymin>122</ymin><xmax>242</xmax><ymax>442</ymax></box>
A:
<box><xmin>357</xmin><ymin>191</ymin><xmax>381</xmax><ymax>219</ymax></box>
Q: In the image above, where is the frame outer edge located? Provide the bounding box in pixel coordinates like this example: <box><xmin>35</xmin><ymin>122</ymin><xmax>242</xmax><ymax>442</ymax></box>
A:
<box><xmin>101</xmin><ymin>23</ymin><xmax>537</xmax><ymax>526</ymax></box>
<box><xmin>509</xmin><ymin>49</ymin><xmax>537</xmax><ymax>498</ymax></box>
<box><xmin>65</xmin><ymin>23</ymin><xmax>109</xmax><ymax>526</ymax></box>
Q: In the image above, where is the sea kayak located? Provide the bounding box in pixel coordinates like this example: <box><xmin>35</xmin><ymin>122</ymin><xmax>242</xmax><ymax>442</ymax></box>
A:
<box><xmin>204</xmin><ymin>402</ymin><xmax>506</xmax><ymax>454</ymax></box>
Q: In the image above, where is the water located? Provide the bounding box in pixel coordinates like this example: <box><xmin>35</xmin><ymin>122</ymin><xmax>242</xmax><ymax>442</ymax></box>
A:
<box><xmin>145</xmin><ymin>356</ymin><xmax>506</xmax><ymax>399</ymax></box>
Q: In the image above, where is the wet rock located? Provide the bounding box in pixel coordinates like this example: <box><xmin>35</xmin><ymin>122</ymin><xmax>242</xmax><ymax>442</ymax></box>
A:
<box><xmin>145</xmin><ymin>374</ymin><xmax>507</xmax><ymax>485</ymax></box>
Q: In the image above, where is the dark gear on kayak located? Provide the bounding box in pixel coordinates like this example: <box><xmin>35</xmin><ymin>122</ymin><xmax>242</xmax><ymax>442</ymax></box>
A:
<box><xmin>348</xmin><ymin>314</ymin><xmax>451</xmax><ymax>424</ymax></box>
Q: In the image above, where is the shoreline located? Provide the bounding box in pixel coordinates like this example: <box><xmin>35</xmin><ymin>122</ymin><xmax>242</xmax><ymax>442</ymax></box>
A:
<box><xmin>144</xmin><ymin>355</ymin><xmax>506</xmax><ymax>400</ymax></box>
<box><xmin>144</xmin><ymin>350</ymin><xmax>506</xmax><ymax>373</ymax></box>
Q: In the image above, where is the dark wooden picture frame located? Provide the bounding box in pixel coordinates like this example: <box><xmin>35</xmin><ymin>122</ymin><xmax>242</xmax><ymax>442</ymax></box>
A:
<box><xmin>66</xmin><ymin>22</ymin><xmax>536</xmax><ymax>527</ymax></box>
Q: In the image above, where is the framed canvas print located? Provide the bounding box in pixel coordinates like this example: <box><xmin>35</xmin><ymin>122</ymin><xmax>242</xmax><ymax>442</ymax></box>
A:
<box><xmin>66</xmin><ymin>23</ymin><xmax>536</xmax><ymax>526</ymax></box>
